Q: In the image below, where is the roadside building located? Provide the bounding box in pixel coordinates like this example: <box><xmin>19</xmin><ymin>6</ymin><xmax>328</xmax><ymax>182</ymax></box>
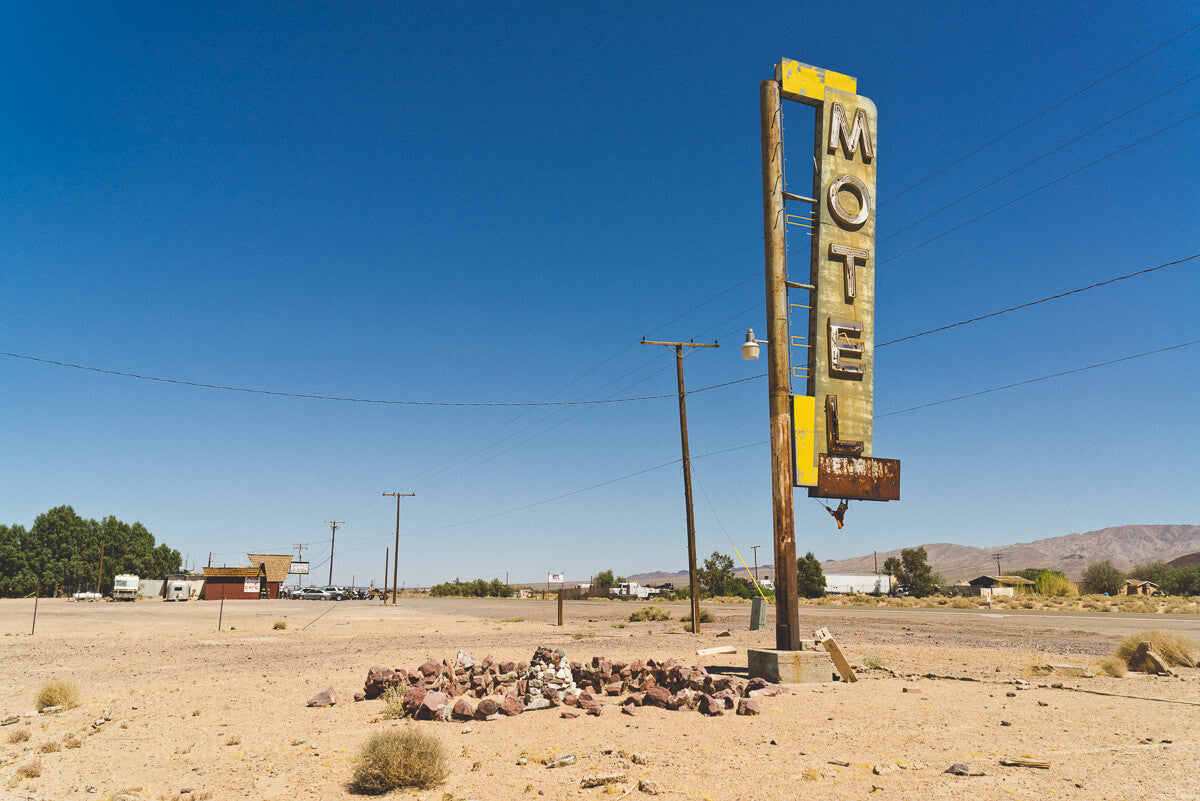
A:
<box><xmin>1119</xmin><ymin>579</ymin><xmax>1159</xmax><ymax>596</ymax></box>
<box><xmin>967</xmin><ymin>575</ymin><xmax>1035</xmax><ymax>600</ymax></box>
<box><xmin>201</xmin><ymin>554</ymin><xmax>293</xmax><ymax>600</ymax></box>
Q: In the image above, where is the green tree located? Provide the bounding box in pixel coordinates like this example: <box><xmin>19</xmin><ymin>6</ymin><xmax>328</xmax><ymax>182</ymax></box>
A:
<box><xmin>796</xmin><ymin>552</ymin><xmax>826</xmax><ymax>598</ymax></box>
<box><xmin>1080</xmin><ymin>560</ymin><xmax>1125</xmax><ymax>595</ymax></box>
<box><xmin>1015</xmin><ymin>567</ymin><xmax>1072</xmax><ymax>596</ymax></box>
<box><xmin>593</xmin><ymin>569</ymin><xmax>617</xmax><ymax>589</ymax></box>
<box><xmin>0</xmin><ymin>506</ymin><xmax>181</xmax><ymax>597</ymax></box>
<box><xmin>883</xmin><ymin>547</ymin><xmax>938</xmax><ymax>597</ymax></box>
<box><xmin>699</xmin><ymin>551</ymin><xmax>735</xmax><ymax>598</ymax></box>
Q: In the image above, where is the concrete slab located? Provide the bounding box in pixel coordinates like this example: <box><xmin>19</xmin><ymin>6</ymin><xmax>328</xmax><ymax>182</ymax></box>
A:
<box><xmin>747</xmin><ymin>648</ymin><xmax>835</xmax><ymax>684</ymax></box>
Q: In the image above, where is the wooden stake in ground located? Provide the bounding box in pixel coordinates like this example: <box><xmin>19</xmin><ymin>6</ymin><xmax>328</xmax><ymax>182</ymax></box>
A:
<box><xmin>815</xmin><ymin>627</ymin><xmax>857</xmax><ymax>683</ymax></box>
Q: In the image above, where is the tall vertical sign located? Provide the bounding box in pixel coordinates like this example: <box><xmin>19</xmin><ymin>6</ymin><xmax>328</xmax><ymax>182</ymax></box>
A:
<box><xmin>775</xmin><ymin>59</ymin><xmax>898</xmax><ymax>501</ymax></box>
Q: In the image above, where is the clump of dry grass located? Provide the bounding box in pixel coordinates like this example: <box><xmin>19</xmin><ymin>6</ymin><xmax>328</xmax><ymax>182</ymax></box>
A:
<box><xmin>1098</xmin><ymin>657</ymin><xmax>1127</xmax><ymax>677</ymax></box>
<box><xmin>35</xmin><ymin>680</ymin><xmax>81</xmax><ymax>711</ymax></box>
<box><xmin>63</xmin><ymin>732</ymin><xmax>82</xmax><ymax>749</ymax></box>
<box><xmin>627</xmin><ymin>606</ymin><xmax>670</xmax><ymax>622</ymax></box>
<box><xmin>680</xmin><ymin>609</ymin><xmax>715</xmax><ymax>624</ymax></box>
<box><xmin>349</xmin><ymin>728</ymin><xmax>448</xmax><ymax>794</ymax></box>
<box><xmin>16</xmin><ymin>759</ymin><xmax>41</xmax><ymax>779</ymax></box>
<box><xmin>7</xmin><ymin>728</ymin><xmax>31</xmax><ymax>744</ymax></box>
<box><xmin>273</xmin><ymin>620</ymin><xmax>288</xmax><ymax>630</ymax></box>
<box><xmin>380</xmin><ymin>686</ymin><xmax>407</xmax><ymax>720</ymax></box>
<box><xmin>224</xmin><ymin>735</ymin><xmax>241</xmax><ymax>746</ymax></box>
<box><xmin>1114</xmin><ymin>630</ymin><xmax>1199</xmax><ymax>668</ymax></box>
<box><xmin>38</xmin><ymin>740</ymin><xmax>61</xmax><ymax>753</ymax></box>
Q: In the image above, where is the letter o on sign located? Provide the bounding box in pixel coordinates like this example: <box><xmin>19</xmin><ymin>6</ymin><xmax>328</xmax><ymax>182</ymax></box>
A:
<box><xmin>828</xmin><ymin>174</ymin><xmax>871</xmax><ymax>228</ymax></box>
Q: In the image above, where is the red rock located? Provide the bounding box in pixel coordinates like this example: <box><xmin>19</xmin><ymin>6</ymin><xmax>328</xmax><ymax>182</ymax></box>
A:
<box><xmin>475</xmin><ymin>698</ymin><xmax>499</xmax><ymax>719</ymax></box>
<box><xmin>499</xmin><ymin>661</ymin><xmax>516</xmax><ymax>673</ymax></box>
<box><xmin>643</xmin><ymin>685</ymin><xmax>670</xmax><ymax>708</ymax></box>
<box><xmin>714</xmin><ymin>689</ymin><xmax>737</xmax><ymax>709</ymax></box>
<box><xmin>698</xmin><ymin>694</ymin><xmax>724</xmax><ymax>716</ymax></box>
<box><xmin>586</xmin><ymin>706</ymin><xmax>603</xmax><ymax>716</ymax></box>
<box><xmin>419</xmin><ymin>659</ymin><xmax>440</xmax><ymax>677</ymax></box>
<box><xmin>451</xmin><ymin>698</ymin><xmax>475</xmax><ymax>720</ymax></box>
<box><xmin>562</xmin><ymin>694</ymin><xmax>579</xmax><ymax>707</ymax></box>
<box><xmin>402</xmin><ymin>685</ymin><xmax>426</xmax><ymax>715</ymax></box>
<box><xmin>605</xmin><ymin>682</ymin><xmax>623</xmax><ymax>696</ymax></box>
<box><xmin>560</xmin><ymin>711</ymin><xmax>580</xmax><ymax>719</ymax></box>
<box><xmin>621</xmin><ymin>704</ymin><xmax>636</xmax><ymax>716</ymax></box>
<box><xmin>417</xmin><ymin>691</ymin><xmax>448</xmax><ymax>720</ymax></box>
<box><xmin>353</xmin><ymin>690</ymin><xmax>366</xmax><ymax>702</ymax></box>
<box><xmin>500</xmin><ymin>695</ymin><xmax>524</xmax><ymax>716</ymax></box>
<box><xmin>737</xmin><ymin>698</ymin><xmax>761</xmax><ymax>716</ymax></box>
<box><xmin>577</xmin><ymin>696</ymin><xmax>602</xmax><ymax>713</ymax></box>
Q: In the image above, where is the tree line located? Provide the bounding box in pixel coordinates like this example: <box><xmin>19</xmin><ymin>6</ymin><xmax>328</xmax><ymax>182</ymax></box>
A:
<box><xmin>428</xmin><ymin>578</ymin><xmax>515</xmax><ymax>598</ymax></box>
<box><xmin>0</xmin><ymin>505</ymin><xmax>182</xmax><ymax>597</ymax></box>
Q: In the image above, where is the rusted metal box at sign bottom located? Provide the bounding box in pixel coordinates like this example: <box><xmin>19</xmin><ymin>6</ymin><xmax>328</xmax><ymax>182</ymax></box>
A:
<box><xmin>747</xmin><ymin>648</ymin><xmax>835</xmax><ymax>684</ymax></box>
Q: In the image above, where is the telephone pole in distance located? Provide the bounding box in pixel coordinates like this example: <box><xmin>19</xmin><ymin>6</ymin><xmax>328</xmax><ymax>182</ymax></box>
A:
<box><xmin>382</xmin><ymin>493</ymin><xmax>415</xmax><ymax>605</ymax></box>
<box><xmin>324</xmin><ymin>522</ymin><xmax>344</xmax><ymax>585</ymax></box>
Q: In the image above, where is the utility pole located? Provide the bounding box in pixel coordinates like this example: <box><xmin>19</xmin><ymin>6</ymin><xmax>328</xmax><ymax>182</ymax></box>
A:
<box><xmin>992</xmin><ymin>553</ymin><xmax>1004</xmax><ymax>576</ymax></box>
<box><xmin>751</xmin><ymin>545</ymin><xmax>761</xmax><ymax>582</ymax></box>
<box><xmin>95</xmin><ymin>538</ymin><xmax>106</xmax><ymax>595</ymax></box>
<box><xmin>761</xmin><ymin>78</ymin><xmax>800</xmax><ymax>651</ymax></box>
<box><xmin>640</xmin><ymin>338</ymin><xmax>719</xmax><ymax>634</ymax></box>
<box><xmin>383</xmin><ymin>547</ymin><xmax>389</xmax><ymax>604</ymax></box>
<box><xmin>382</xmin><ymin>493</ymin><xmax>414</xmax><ymax>605</ymax></box>
<box><xmin>324</xmin><ymin>521</ymin><xmax>344</xmax><ymax>585</ymax></box>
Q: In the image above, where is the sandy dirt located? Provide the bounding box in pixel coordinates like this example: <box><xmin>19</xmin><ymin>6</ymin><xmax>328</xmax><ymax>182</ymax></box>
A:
<box><xmin>1</xmin><ymin>597</ymin><xmax>1198</xmax><ymax>801</ymax></box>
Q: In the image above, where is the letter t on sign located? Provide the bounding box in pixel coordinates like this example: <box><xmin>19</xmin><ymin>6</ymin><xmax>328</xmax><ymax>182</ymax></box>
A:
<box><xmin>828</xmin><ymin>243</ymin><xmax>869</xmax><ymax>303</ymax></box>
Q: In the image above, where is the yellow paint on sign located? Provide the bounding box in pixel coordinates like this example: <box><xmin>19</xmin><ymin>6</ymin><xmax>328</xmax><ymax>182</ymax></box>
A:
<box><xmin>776</xmin><ymin>59</ymin><xmax>856</xmax><ymax>103</ymax></box>
<box><xmin>792</xmin><ymin>395</ymin><xmax>817</xmax><ymax>486</ymax></box>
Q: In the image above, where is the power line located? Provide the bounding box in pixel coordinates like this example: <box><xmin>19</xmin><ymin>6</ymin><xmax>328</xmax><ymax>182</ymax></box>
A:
<box><xmin>0</xmin><ymin>350</ymin><xmax>688</xmax><ymax>407</ymax></box>
<box><xmin>875</xmin><ymin>339</ymin><xmax>1199</xmax><ymax>418</ymax></box>
<box><xmin>880</xmin><ymin>21</ymin><xmax>1200</xmax><ymax>206</ymax></box>
<box><xmin>878</xmin><ymin>111</ymin><xmax>1200</xmax><ymax>267</ymax></box>
<box><xmin>407</xmin><ymin>338</ymin><xmax>1196</xmax><ymax>531</ymax></box>
<box><xmin>877</xmin><ymin>254</ymin><xmax>1199</xmax><ymax>347</ymax></box>
<box><xmin>882</xmin><ymin>72</ymin><xmax>1200</xmax><ymax>243</ymax></box>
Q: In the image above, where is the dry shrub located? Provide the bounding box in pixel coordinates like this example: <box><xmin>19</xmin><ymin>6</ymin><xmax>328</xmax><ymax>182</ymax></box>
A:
<box><xmin>7</xmin><ymin>728</ymin><xmax>31</xmax><ymax>744</ymax></box>
<box><xmin>949</xmin><ymin>597</ymin><xmax>974</xmax><ymax>609</ymax></box>
<box><xmin>350</xmin><ymin>728</ymin><xmax>448</xmax><ymax>794</ymax></box>
<box><xmin>63</xmin><ymin>732</ymin><xmax>82</xmax><ymax>749</ymax></box>
<box><xmin>1114</xmin><ymin>630</ymin><xmax>1199</xmax><ymax>668</ymax></box>
<box><xmin>36</xmin><ymin>680</ymin><xmax>81</xmax><ymax>711</ymax></box>
<box><xmin>273</xmin><ymin>620</ymin><xmax>288</xmax><ymax>630</ymax></box>
<box><xmin>627</xmin><ymin>606</ymin><xmax>670</xmax><ymax>622</ymax></box>
<box><xmin>38</xmin><ymin>740</ymin><xmax>61</xmax><ymax>753</ymax></box>
<box><xmin>380</xmin><ymin>686</ymin><xmax>407</xmax><ymax>720</ymax></box>
<box><xmin>680</xmin><ymin>609</ymin><xmax>715</xmax><ymax>624</ymax></box>
<box><xmin>16</xmin><ymin>759</ymin><xmax>41</xmax><ymax>779</ymax></box>
<box><xmin>1098</xmin><ymin>657</ymin><xmax>1127</xmax><ymax>677</ymax></box>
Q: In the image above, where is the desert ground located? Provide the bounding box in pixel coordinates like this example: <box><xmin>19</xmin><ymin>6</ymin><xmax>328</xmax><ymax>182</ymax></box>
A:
<box><xmin>1</xmin><ymin>596</ymin><xmax>1198</xmax><ymax>801</ymax></box>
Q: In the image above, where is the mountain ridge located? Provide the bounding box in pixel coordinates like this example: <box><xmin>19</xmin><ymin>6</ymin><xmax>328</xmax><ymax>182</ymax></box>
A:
<box><xmin>624</xmin><ymin>524</ymin><xmax>1199</xmax><ymax>585</ymax></box>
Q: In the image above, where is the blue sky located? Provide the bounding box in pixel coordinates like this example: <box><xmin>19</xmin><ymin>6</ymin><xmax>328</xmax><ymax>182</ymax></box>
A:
<box><xmin>2</xmin><ymin>1</ymin><xmax>1197</xmax><ymax>586</ymax></box>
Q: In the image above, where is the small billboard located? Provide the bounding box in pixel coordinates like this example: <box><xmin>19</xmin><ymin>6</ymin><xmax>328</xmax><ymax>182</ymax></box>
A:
<box><xmin>289</xmin><ymin>561</ymin><xmax>309</xmax><ymax>575</ymax></box>
<box><xmin>243</xmin><ymin>577</ymin><xmax>261</xmax><ymax>593</ymax></box>
<box><xmin>547</xmin><ymin>572</ymin><xmax>564</xmax><ymax>585</ymax></box>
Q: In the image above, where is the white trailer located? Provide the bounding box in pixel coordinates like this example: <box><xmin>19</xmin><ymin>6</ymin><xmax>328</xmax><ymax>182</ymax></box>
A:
<box><xmin>823</xmin><ymin>573</ymin><xmax>892</xmax><ymax>595</ymax></box>
<box><xmin>112</xmin><ymin>574</ymin><xmax>139</xmax><ymax>601</ymax></box>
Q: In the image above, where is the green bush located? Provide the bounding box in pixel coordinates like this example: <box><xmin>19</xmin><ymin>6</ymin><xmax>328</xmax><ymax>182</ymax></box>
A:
<box><xmin>350</xmin><ymin>728</ymin><xmax>448</xmax><ymax>794</ymax></box>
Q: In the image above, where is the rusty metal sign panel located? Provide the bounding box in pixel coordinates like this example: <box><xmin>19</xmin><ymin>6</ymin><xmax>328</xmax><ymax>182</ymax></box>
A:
<box><xmin>814</xmin><ymin>454</ymin><xmax>900</xmax><ymax>501</ymax></box>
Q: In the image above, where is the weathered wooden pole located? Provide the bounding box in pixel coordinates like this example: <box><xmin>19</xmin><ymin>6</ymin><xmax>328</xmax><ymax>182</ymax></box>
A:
<box><xmin>760</xmin><ymin>78</ymin><xmax>800</xmax><ymax>651</ymax></box>
<box><xmin>557</xmin><ymin>588</ymin><xmax>564</xmax><ymax>627</ymax></box>
<box><xmin>641</xmin><ymin>338</ymin><xmax>719</xmax><ymax>633</ymax></box>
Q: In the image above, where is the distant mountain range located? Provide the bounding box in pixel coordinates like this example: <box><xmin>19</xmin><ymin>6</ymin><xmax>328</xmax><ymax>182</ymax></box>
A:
<box><xmin>625</xmin><ymin>524</ymin><xmax>1200</xmax><ymax>585</ymax></box>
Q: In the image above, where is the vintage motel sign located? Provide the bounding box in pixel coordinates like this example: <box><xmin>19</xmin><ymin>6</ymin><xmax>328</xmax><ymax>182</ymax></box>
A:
<box><xmin>777</xmin><ymin>59</ymin><xmax>898</xmax><ymax>501</ymax></box>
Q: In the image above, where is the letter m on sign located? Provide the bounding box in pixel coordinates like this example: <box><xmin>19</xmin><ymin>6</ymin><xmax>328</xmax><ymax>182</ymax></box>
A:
<box><xmin>829</xmin><ymin>102</ymin><xmax>874</xmax><ymax>161</ymax></box>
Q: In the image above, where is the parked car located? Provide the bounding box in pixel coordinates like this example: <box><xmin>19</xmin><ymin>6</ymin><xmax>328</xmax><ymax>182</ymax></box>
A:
<box><xmin>295</xmin><ymin>587</ymin><xmax>330</xmax><ymax>600</ymax></box>
<box><xmin>321</xmin><ymin>585</ymin><xmax>348</xmax><ymax>600</ymax></box>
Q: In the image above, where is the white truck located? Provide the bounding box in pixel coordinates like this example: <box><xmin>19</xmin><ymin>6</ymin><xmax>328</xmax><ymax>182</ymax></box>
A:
<box><xmin>112</xmin><ymin>574</ymin><xmax>139</xmax><ymax>601</ymax></box>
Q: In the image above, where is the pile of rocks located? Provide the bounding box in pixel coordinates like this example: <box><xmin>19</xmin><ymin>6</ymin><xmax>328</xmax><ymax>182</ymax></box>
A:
<box><xmin>358</xmin><ymin>648</ymin><xmax>787</xmax><ymax>721</ymax></box>
<box><xmin>524</xmin><ymin>646</ymin><xmax>580</xmax><ymax>710</ymax></box>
